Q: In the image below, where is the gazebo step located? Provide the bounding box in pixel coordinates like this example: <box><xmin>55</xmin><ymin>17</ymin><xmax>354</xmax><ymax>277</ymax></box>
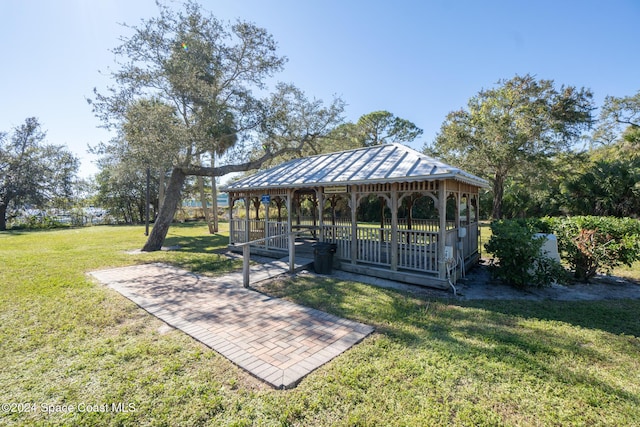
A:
<box><xmin>338</xmin><ymin>262</ymin><xmax>449</xmax><ymax>290</ymax></box>
<box><xmin>273</xmin><ymin>256</ymin><xmax>314</xmax><ymax>273</ymax></box>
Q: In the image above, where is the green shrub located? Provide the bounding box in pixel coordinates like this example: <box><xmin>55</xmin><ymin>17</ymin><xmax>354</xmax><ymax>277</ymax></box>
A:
<box><xmin>485</xmin><ymin>219</ymin><xmax>566</xmax><ymax>288</ymax></box>
<box><xmin>541</xmin><ymin>216</ymin><xmax>640</xmax><ymax>282</ymax></box>
<box><xmin>10</xmin><ymin>214</ymin><xmax>67</xmax><ymax>230</ymax></box>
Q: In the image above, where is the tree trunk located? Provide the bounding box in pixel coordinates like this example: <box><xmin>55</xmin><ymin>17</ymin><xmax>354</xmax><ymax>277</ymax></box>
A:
<box><xmin>492</xmin><ymin>173</ymin><xmax>505</xmax><ymax>220</ymax></box>
<box><xmin>330</xmin><ymin>195</ymin><xmax>337</xmax><ymax>226</ymax></box>
<box><xmin>137</xmin><ymin>145</ymin><xmax>326</xmax><ymax>250</ymax></box>
<box><xmin>126</xmin><ymin>201</ymin><xmax>133</xmax><ymax>224</ymax></box>
<box><xmin>142</xmin><ymin>167</ymin><xmax>186</xmax><ymax>251</ymax></box>
<box><xmin>276</xmin><ymin>197</ymin><xmax>284</xmax><ymax>222</ymax></box>
<box><xmin>198</xmin><ymin>175</ymin><xmax>215</xmax><ymax>234</ymax></box>
<box><xmin>253</xmin><ymin>197</ymin><xmax>260</xmax><ymax>220</ymax></box>
<box><xmin>211</xmin><ymin>157</ymin><xmax>219</xmax><ymax>233</ymax></box>
<box><xmin>406</xmin><ymin>197</ymin><xmax>414</xmax><ymax>244</ymax></box>
<box><xmin>158</xmin><ymin>169</ymin><xmax>166</xmax><ymax>210</ymax></box>
<box><xmin>0</xmin><ymin>203</ymin><xmax>7</xmax><ymax>231</ymax></box>
<box><xmin>138</xmin><ymin>200</ymin><xmax>145</xmax><ymax>224</ymax></box>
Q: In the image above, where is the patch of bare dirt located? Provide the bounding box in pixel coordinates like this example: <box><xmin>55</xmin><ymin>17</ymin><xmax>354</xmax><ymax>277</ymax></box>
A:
<box><xmin>457</xmin><ymin>262</ymin><xmax>640</xmax><ymax>301</ymax></box>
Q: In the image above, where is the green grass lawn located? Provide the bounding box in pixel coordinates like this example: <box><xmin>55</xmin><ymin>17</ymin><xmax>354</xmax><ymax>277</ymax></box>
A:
<box><xmin>1</xmin><ymin>223</ymin><xmax>639</xmax><ymax>426</ymax></box>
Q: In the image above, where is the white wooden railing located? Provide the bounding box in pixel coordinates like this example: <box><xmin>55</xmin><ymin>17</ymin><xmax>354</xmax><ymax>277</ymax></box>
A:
<box><xmin>322</xmin><ymin>225</ymin><xmax>351</xmax><ymax>260</ymax></box>
<box><xmin>385</xmin><ymin>218</ymin><xmax>456</xmax><ymax>231</ymax></box>
<box><xmin>232</xmin><ymin>232</ymin><xmax>297</xmax><ymax>288</ymax></box>
<box><xmin>266</xmin><ymin>221</ymin><xmax>288</xmax><ymax>249</ymax></box>
<box><xmin>467</xmin><ymin>222</ymin><xmax>479</xmax><ymax>258</ymax></box>
<box><xmin>230</xmin><ymin>219</ymin><xmax>288</xmax><ymax>250</ymax></box>
<box><xmin>397</xmin><ymin>229</ymin><xmax>439</xmax><ymax>273</ymax></box>
<box><xmin>230</xmin><ymin>218</ymin><xmax>479</xmax><ymax>276</ymax></box>
<box><xmin>356</xmin><ymin>227</ymin><xmax>391</xmax><ymax>266</ymax></box>
<box><xmin>230</xmin><ymin>218</ymin><xmax>245</xmax><ymax>244</ymax></box>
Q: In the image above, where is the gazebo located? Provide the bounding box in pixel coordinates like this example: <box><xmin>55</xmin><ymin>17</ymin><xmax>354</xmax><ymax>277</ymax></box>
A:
<box><xmin>222</xmin><ymin>143</ymin><xmax>489</xmax><ymax>290</ymax></box>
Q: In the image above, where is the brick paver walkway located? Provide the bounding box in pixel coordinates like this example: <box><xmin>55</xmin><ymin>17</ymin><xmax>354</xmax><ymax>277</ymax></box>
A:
<box><xmin>89</xmin><ymin>262</ymin><xmax>374</xmax><ymax>389</ymax></box>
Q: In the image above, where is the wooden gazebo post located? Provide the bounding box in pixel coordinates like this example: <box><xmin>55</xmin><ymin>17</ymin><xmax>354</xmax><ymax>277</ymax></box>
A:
<box><xmin>264</xmin><ymin>195</ymin><xmax>270</xmax><ymax>251</ymax></box>
<box><xmin>390</xmin><ymin>183</ymin><xmax>399</xmax><ymax>271</ymax></box>
<box><xmin>287</xmin><ymin>188</ymin><xmax>295</xmax><ymax>272</ymax></box>
<box><xmin>244</xmin><ymin>195</ymin><xmax>250</xmax><ymax>243</ymax></box>
<box><xmin>317</xmin><ymin>188</ymin><xmax>324</xmax><ymax>242</ymax></box>
<box><xmin>438</xmin><ymin>180</ymin><xmax>447</xmax><ymax>280</ymax></box>
<box><xmin>350</xmin><ymin>187</ymin><xmax>358</xmax><ymax>264</ymax></box>
<box><xmin>229</xmin><ymin>195</ymin><xmax>234</xmax><ymax>244</ymax></box>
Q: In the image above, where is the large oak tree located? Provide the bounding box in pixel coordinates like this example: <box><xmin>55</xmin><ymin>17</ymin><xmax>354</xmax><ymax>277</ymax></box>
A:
<box><xmin>594</xmin><ymin>90</ymin><xmax>640</xmax><ymax>146</ymax></box>
<box><xmin>354</xmin><ymin>111</ymin><xmax>423</xmax><ymax>147</ymax></box>
<box><xmin>425</xmin><ymin>74</ymin><xmax>594</xmax><ymax>219</ymax></box>
<box><xmin>0</xmin><ymin>117</ymin><xmax>78</xmax><ymax>230</ymax></box>
<box><xmin>89</xmin><ymin>1</ymin><xmax>344</xmax><ymax>250</ymax></box>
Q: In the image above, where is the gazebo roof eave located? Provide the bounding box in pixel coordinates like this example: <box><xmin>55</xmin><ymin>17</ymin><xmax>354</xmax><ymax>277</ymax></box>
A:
<box><xmin>223</xmin><ymin>172</ymin><xmax>489</xmax><ymax>193</ymax></box>
<box><xmin>221</xmin><ymin>143</ymin><xmax>490</xmax><ymax>193</ymax></box>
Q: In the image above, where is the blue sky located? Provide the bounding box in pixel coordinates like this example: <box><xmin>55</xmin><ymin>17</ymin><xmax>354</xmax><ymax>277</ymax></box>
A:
<box><xmin>2</xmin><ymin>0</ymin><xmax>639</xmax><ymax>178</ymax></box>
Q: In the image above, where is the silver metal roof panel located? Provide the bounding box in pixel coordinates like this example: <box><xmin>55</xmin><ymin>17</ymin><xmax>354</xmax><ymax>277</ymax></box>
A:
<box><xmin>222</xmin><ymin>143</ymin><xmax>489</xmax><ymax>191</ymax></box>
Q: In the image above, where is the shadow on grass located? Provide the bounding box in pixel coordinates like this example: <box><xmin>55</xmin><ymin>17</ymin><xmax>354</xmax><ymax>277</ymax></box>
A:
<box><xmin>0</xmin><ymin>226</ymin><xmax>71</xmax><ymax>235</ymax></box>
<box><xmin>265</xmin><ymin>275</ymin><xmax>640</xmax><ymax>412</ymax></box>
<box><xmin>0</xmin><ymin>231</ymin><xmax>26</xmax><ymax>237</ymax></box>
<box><xmin>425</xmin><ymin>300</ymin><xmax>640</xmax><ymax>408</ymax></box>
<box><xmin>171</xmin><ymin>254</ymin><xmax>239</xmax><ymax>275</ymax></box>
<box><xmin>162</xmin><ymin>234</ymin><xmax>229</xmax><ymax>254</ymax></box>
<box><xmin>139</xmin><ymin>227</ymin><xmax>239</xmax><ymax>275</ymax></box>
<box><xmin>457</xmin><ymin>298</ymin><xmax>640</xmax><ymax>337</ymax></box>
<box><xmin>269</xmin><ymin>272</ymin><xmax>638</xmax><ymax>336</ymax></box>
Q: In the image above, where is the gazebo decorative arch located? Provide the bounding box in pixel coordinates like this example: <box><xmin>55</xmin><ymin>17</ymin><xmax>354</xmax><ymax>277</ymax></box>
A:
<box><xmin>222</xmin><ymin>143</ymin><xmax>489</xmax><ymax>290</ymax></box>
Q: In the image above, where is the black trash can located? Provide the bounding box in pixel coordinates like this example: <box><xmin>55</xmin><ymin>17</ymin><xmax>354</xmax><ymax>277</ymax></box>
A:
<box><xmin>312</xmin><ymin>242</ymin><xmax>337</xmax><ymax>274</ymax></box>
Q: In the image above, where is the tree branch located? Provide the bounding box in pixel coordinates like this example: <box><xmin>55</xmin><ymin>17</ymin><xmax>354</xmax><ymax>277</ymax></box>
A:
<box><xmin>179</xmin><ymin>145</ymin><xmax>300</xmax><ymax>176</ymax></box>
<box><xmin>616</xmin><ymin>119</ymin><xmax>639</xmax><ymax>128</ymax></box>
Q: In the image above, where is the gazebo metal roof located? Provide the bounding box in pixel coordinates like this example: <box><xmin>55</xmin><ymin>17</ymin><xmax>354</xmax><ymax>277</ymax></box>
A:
<box><xmin>223</xmin><ymin>143</ymin><xmax>489</xmax><ymax>191</ymax></box>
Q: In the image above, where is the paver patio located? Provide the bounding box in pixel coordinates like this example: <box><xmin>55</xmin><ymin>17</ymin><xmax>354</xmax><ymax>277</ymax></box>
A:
<box><xmin>89</xmin><ymin>261</ymin><xmax>374</xmax><ymax>389</ymax></box>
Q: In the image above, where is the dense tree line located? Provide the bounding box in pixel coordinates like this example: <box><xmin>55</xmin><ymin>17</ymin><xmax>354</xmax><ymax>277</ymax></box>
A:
<box><xmin>88</xmin><ymin>0</ymin><xmax>637</xmax><ymax>244</ymax></box>
<box><xmin>90</xmin><ymin>69</ymin><xmax>637</xmax><ymax>229</ymax></box>
<box><xmin>4</xmin><ymin>2</ymin><xmax>636</xmax><ymax>238</ymax></box>
<box><xmin>425</xmin><ymin>77</ymin><xmax>639</xmax><ymax>220</ymax></box>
